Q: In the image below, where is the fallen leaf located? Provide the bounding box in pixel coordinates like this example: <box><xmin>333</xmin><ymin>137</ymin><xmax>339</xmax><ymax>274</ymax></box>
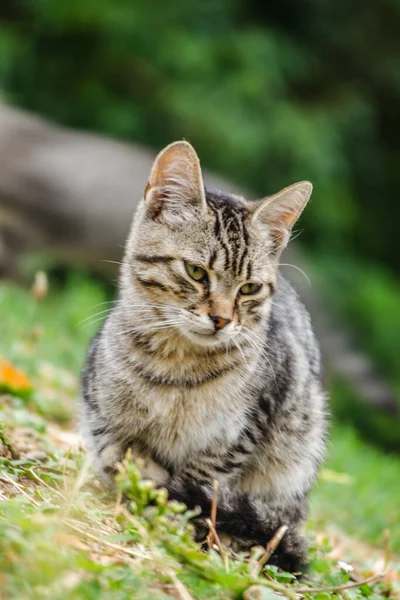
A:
<box><xmin>0</xmin><ymin>356</ymin><xmax>33</xmax><ymax>396</ymax></box>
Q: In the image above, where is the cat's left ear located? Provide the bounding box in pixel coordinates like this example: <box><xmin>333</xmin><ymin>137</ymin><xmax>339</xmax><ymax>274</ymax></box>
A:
<box><xmin>251</xmin><ymin>181</ymin><xmax>312</xmax><ymax>253</ymax></box>
<box><xmin>144</xmin><ymin>140</ymin><xmax>207</xmax><ymax>225</ymax></box>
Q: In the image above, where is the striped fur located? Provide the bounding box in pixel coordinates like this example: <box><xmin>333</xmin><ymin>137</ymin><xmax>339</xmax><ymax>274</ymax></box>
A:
<box><xmin>80</xmin><ymin>141</ymin><xmax>327</xmax><ymax>571</ymax></box>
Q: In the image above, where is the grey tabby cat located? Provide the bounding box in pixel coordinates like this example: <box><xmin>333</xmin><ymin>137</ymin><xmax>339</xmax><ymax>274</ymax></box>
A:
<box><xmin>80</xmin><ymin>141</ymin><xmax>327</xmax><ymax>570</ymax></box>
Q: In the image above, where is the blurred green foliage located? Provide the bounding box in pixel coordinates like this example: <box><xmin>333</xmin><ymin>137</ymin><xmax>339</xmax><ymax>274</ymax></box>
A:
<box><xmin>0</xmin><ymin>0</ymin><xmax>399</xmax><ymax>435</ymax></box>
<box><xmin>1</xmin><ymin>0</ymin><xmax>400</xmax><ymax>259</ymax></box>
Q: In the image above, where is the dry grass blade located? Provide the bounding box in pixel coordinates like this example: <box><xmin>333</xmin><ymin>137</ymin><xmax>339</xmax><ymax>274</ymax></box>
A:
<box><xmin>258</xmin><ymin>524</ymin><xmax>288</xmax><ymax>567</ymax></box>
<box><xmin>207</xmin><ymin>479</ymin><xmax>219</xmax><ymax>549</ymax></box>
<box><xmin>205</xmin><ymin>518</ymin><xmax>229</xmax><ymax>572</ymax></box>
<box><xmin>169</xmin><ymin>572</ymin><xmax>195</xmax><ymax>600</ymax></box>
<box><xmin>64</xmin><ymin>520</ymin><xmax>142</xmax><ymax>559</ymax></box>
<box><xmin>29</xmin><ymin>467</ymin><xmax>67</xmax><ymax>499</ymax></box>
<box><xmin>294</xmin><ymin>572</ymin><xmax>385</xmax><ymax>594</ymax></box>
<box><xmin>244</xmin><ymin>583</ymin><xmax>298</xmax><ymax>600</ymax></box>
<box><xmin>61</xmin><ymin>455</ymin><xmax>91</xmax><ymax>518</ymax></box>
<box><xmin>0</xmin><ymin>471</ymin><xmax>39</xmax><ymax>506</ymax></box>
<box><xmin>210</xmin><ymin>479</ymin><xmax>218</xmax><ymax>529</ymax></box>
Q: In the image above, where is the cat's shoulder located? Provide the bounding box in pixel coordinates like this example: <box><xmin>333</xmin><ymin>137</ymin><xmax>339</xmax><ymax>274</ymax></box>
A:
<box><xmin>270</xmin><ymin>273</ymin><xmax>313</xmax><ymax>338</ymax></box>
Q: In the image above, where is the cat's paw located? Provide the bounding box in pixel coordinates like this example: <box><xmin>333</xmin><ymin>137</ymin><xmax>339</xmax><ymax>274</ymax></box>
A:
<box><xmin>267</xmin><ymin>529</ymin><xmax>308</xmax><ymax>573</ymax></box>
<box><xmin>140</xmin><ymin>457</ymin><xmax>169</xmax><ymax>486</ymax></box>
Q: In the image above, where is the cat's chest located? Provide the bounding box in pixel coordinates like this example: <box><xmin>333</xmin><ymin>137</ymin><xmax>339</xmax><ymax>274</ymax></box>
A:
<box><xmin>136</xmin><ymin>376</ymin><xmax>249</xmax><ymax>463</ymax></box>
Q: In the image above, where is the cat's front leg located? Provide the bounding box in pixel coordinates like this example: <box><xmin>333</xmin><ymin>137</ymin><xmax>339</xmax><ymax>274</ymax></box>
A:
<box><xmin>161</xmin><ymin>475</ymin><xmax>308</xmax><ymax>571</ymax></box>
<box><xmin>92</xmin><ymin>438</ymin><xmax>169</xmax><ymax>487</ymax></box>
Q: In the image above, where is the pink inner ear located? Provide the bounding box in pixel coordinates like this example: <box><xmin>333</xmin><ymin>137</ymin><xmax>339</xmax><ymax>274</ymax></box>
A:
<box><xmin>267</xmin><ymin>205</ymin><xmax>302</xmax><ymax>251</ymax></box>
<box><xmin>145</xmin><ymin>186</ymin><xmax>176</xmax><ymax>221</ymax></box>
<box><xmin>144</xmin><ymin>180</ymin><xmax>152</xmax><ymax>198</ymax></box>
<box><xmin>279</xmin><ymin>208</ymin><xmax>299</xmax><ymax>228</ymax></box>
<box><xmin>143</xmin><ymin>141</ymin><xmax>208</xmax><ymax>225</ymax></box>
<box><xmin>144</xmin><ymin>142</ymin><xmax>204</xmax><ymax>201</ymax></box>
<box><xmin>255</xmin><ymin>183</ymin><xmax>312</xmax><ymax>229</ymax></box>
<box><xmin>252</xmin><ymin>182</ymin><xmax>312</xmax><ymax>254</ymax></box>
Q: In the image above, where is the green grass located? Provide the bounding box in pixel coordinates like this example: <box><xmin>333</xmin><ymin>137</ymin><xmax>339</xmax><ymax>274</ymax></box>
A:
<box><xmin>0</xmin><ymin>275</ymin><xmax>399</xmax><ymax>599</ymax></box>
<box><xmin>311</xmin><ymin>425</ymin><xmax>400</xmax><ymax>549</ymax></box>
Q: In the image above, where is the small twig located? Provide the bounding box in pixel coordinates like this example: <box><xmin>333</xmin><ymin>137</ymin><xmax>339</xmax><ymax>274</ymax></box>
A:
<box><xmin>114</xmin><ymin>491</ymin><xmax>122</xmax><ymax>515</ymax></box>
<box><xmin>294</xmin><ymin>572</ymin><xmax>385</xmax><ymax>594</ymax></box>
<box><xmin>169</xmin><ymin>572</ymin><xmax>195</xmax><ymax>600</ymax></box>
<box><xmin>211</xmin><ymin>479</ymin><xmax>218</xmax><ymax>529</ymax></box>
<box><xmin>207</xmin><ymin>479</ymin><xmax>219</xmax><ymax>549</ymax></box>
<box><xmin>382</xmin><ymin>529</ymin><xmax>391</xmax><ymax>569</ymax></box>
<box><xmin>205</xmin><ymin>518</ymin><xmax>229</xmax><ymax>572</ymax></box>
<box><xmin>258</xmin><ymin>525</ymin><xmax>288</xmax><ymax>567</ymax></box>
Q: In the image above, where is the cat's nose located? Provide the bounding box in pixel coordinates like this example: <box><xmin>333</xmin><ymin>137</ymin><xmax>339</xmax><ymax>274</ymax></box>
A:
<box><xmin>210</xmin><ymin>314</ymin><xmax>232</xmax><ymax>330</ymax></box>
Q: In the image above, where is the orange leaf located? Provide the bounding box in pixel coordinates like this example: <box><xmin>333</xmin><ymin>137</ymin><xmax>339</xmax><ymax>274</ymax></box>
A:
<box><xmin>0</xmin><ymin>356</ymin><xmax>33</xmax><ymax>396</ymax></box>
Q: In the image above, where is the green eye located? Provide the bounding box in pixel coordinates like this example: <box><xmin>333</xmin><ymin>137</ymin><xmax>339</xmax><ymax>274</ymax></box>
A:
<box><xmin>185</xmin><ymin>262</ymin><xmax>207</xmax><ymax>282</ymax></box>
<box><xmin>240</xmin><ymin>282</ymin><xmax>262</xmax><ymax>295</ymax></box>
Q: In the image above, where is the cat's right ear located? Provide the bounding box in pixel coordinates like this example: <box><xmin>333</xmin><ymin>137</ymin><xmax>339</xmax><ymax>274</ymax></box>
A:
<box><xmin>144</xmin><ymin>141</ymin><xmax>207</xmax><ymax>225</ymax></box>
<box><xmin>251</xmin><ymin>181</ymin><xmax>312</xmax><ymax>255</ymax></box>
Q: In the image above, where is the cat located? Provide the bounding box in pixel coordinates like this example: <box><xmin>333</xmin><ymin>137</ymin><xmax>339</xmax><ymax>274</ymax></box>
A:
<box><xmin>80</xmin><ymin>140</ymin><xmax>327</xmax><ymax>571</ymax></box>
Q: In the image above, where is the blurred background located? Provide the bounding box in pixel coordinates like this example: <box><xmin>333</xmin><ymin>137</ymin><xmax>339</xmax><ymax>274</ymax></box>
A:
<box><xmin>0</xmin><ymin>0</ymin><xmax>400</xmax><ymax>550</ymax></box>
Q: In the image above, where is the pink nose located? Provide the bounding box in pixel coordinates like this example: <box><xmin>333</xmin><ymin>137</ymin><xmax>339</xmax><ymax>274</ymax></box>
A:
<box><xmin>210</xmin><ymin>314</ymin><xmax>232</xmax><ymax>330</ymax></box>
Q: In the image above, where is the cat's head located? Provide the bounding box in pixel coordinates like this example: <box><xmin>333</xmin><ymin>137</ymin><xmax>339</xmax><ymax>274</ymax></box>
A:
<box><xmin>123</xmin><ymin>141</ymin><xmax>312</xmax><ymax>348</ymax></box>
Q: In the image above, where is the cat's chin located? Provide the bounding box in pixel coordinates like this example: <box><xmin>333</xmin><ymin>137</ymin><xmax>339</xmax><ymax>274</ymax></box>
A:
<box><xmin>182</xmin><ymin>329</ymin><xmax>228</xmax><ymax>348</ymax></box>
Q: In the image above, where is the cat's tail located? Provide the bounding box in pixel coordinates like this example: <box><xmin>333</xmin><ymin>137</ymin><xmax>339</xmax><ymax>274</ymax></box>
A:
<box><xmin>164</xmin><ymin>476</ymin><xmax>308</xmax><ymax>572</ymax></box>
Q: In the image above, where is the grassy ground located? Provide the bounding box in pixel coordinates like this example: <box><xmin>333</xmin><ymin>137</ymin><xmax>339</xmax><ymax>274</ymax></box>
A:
<box><xmin>0</xmin><ymin>274</ymin><xmax>399</xmax><ymax>599</ymax></box>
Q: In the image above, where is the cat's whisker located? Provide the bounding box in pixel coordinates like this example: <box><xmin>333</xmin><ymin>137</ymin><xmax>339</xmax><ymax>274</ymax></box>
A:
<box><xmin>139</xmin><ymin>322</ymin><xmax>183</xmax><ymax>330</ymax></box>
<box><xmin>240</xmin><ymin>329</ymin><xmax>279</xmax><ymax>392</ymax></box>
<box><xmin>277</xmin><ymin>263</ymin><xmax>311</xmax><ymax>286</ymax></box>
<box><xmin>78</xmin><ymin>308</ymin><xmax>115</xmax><ymax>329</ymax></box>
<box><xmin>289</xmin><ymin>228</ymin><xmax>304</xmax><ymax>243</ymax></box>
<box><xmin>116</xmin><ymin>320</ymin><xmax>184</xmax><ymax>336</ymax></box>
<box><xmin>79</xmin><ymin>317</ymin><xmax>112</xmax><ymax>330</ymax></box>
<box><xmin>132</xmin><ymin>302</ymin><xmax>172</xmax><ymax>308</ymax></box>
<box><xmin>133</xmin><ymin>304</ymin><xmax>181</xmax><ymax>313</ymax></box>
<box><xmin>102</xmin><ymin>259</ymin><xmax>124</xmax><ymax>266</ymax></box>
<box><xmin>120</xmin><ymin>321</ymin><xmax>182</xmax><ymax>333</ymax></box>
<box><xmin>87</xmin><ymin>300</ymin><xmax>115</xmax><ymax>308</ymax></box>
<box><xmin>233</xmin><ymin>339</ymin><xmax>249</xmax><ymax>367</ymax></box>
<box><xmin>79</xmin><ymin>308</ymin><xmax>114</xmax><ymax>325</ymax></box>
<box><xmin>131</xmin><ymin>309</ymin><xmax>168</xmax><ymax>314</ymax></box>
<box><xmin>133</xmin><ymin>322</ymin><xmax>178</xmax><ymax>330</ymax></box>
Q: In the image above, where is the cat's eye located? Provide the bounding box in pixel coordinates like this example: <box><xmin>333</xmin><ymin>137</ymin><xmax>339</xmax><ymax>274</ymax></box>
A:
<box><xmin>240</xmin><ymin>282</ymin><xmax>262</xmax><ymax>295</ymax></box>
<box><xmin>185</xmin><ymin>262</ymin><xmax>208</xmax><ymax>282</ymax></box>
